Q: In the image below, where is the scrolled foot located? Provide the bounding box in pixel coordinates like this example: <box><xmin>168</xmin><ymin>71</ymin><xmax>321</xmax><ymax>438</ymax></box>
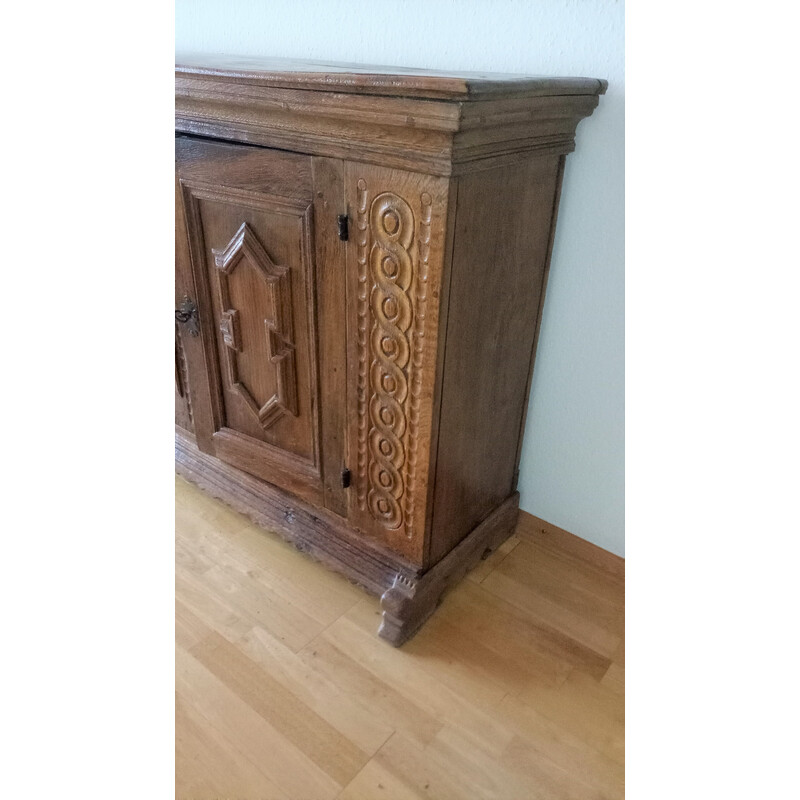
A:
<box><xmin>378</xmin><ymin>573</ymin><xmax>440</xmax><ymax>646</ymax></box>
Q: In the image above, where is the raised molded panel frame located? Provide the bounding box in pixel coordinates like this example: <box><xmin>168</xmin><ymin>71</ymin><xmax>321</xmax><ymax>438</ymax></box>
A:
<box><xmin>178</xmin><ymin>179</ymin><xmax>323</xmax><ymax>504</ymax></box>
<box><xmin>212</xmin><ymin>222</ymin><xmax>299</xmax><ymax>429</ymax></box>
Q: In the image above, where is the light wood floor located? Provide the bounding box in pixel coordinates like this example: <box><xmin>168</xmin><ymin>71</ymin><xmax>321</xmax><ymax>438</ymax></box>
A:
<box><xmin>176</xmin><ymin>475</ymin><xmax>625</xmax><ymax>800</ymax></box>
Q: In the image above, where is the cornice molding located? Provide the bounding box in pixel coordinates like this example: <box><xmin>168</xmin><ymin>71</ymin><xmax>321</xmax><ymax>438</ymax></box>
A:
<box><xmin>176</xmin><ymin>58</ymin><xmax>604</xmax><ymax>176</ymax></box>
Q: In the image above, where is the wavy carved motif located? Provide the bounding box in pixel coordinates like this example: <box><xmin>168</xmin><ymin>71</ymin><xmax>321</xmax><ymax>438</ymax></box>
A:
<box><xmin>357</xmin><ymin>184</ymin><xmax>430</xmax><ymax>534</ymax></box>
<box><xmin>175</xmin><ymin>326</ymin><xmax>193</xmax><ymax>424</ymax></box>
<box><xmin>212</xmin><ymin>222</ymin><xmax>298</xmax><ymax>430</ymax></box>
<box><xmin>403</xmin><ymin>192</ymin><xmax>431</xmax><ymax>539</ymax></box>
<box><xmin>356</xmin><ymin>181</ymin><xmax>370</xmax><ymax>512</ymax></box>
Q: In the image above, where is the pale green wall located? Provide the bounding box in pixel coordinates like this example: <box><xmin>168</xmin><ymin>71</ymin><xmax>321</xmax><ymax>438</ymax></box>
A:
<box><xmin>176</xmin><ymin>0</ymin><xmax>625</xmax><ymax>556</ymax></box>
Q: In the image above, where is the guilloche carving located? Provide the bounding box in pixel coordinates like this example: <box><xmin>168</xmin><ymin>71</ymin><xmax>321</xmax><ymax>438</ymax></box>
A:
<box><xmin>356</xmin><ymin>183</ymin><xmax>433</xmax><ymax>537</ymax></box>
<box><xmin>367</xmin><ymin>192</ymin><xmax>414</xmax><ymax>530</ymax></box>
<box><xmin>354</xmin><ymin>184</ymin><xmax>424</xmax><ymax>533</ymax></box>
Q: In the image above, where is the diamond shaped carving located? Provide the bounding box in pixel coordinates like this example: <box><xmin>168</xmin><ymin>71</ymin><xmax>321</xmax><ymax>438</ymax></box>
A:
<box><xmin>212</xmin><ymin>222</ymin><xmax>298</xmax><ymax>429</ymax></box>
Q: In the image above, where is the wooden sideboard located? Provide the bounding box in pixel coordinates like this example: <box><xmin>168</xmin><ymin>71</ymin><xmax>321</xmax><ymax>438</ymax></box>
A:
<box><xmin>175</xmin><ymin>55</ymin><xmax>606</xmax><ymax>644</ymax></box>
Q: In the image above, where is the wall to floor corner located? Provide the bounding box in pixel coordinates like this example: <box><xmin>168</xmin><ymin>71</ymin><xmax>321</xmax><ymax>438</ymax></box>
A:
<box><xmin>176</xmin><ymin>0</ymin><xmax>625</xmax><ymax>557</ymax></box>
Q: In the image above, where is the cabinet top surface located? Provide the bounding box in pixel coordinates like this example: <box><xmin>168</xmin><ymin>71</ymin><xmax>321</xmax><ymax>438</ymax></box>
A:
<box><xmin>176</xmin><ymin>53</ymin><xmax>607</xmax><ymax>100</ymax></box>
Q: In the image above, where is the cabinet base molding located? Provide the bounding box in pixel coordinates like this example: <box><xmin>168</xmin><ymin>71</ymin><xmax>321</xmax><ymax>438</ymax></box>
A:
<box><xmin>379</xmin><ymin>493</ymin><xmax>520</xmax><ymax>645</ymax></box>
<box><xmin>176</xmin><ymin>429</ymin><xmax>519</xmax><ymax>645</ymax></box>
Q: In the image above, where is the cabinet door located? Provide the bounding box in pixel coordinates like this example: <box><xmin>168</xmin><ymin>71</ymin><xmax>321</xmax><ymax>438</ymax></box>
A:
<box><xmin>175</xmin><ymin>173</ymin><xmax>194</xmax><ymax>432</ymax></box>
<box><xmin>176</xmin><ymin>137</ymin><xmax>343</xmax><ymax>507</ymax></box>
<box><xmin>344</xmin><ymin>164</ymin><xmax>451</xmax><ymax>563</ymax></box>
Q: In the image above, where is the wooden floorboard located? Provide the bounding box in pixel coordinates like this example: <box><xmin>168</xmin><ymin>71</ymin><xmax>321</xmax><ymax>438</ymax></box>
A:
<box><xmin>176</xmin><ymin>474</ymin><xmax>625</xmax><ymax>799</ymax></box>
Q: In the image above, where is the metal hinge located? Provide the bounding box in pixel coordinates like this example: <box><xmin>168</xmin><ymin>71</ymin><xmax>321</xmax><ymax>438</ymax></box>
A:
<box><xmin>341</xmin><ymin>468</ymin><xmax>351</xmax><ymax>489</ymax></box>
<box><xmin>337</xmin><ymin>213</ymin><xmax>349</xmax><ymax>241</ymax></box>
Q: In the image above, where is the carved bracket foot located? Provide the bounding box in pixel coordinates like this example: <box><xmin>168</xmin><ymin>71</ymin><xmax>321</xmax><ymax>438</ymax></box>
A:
<box><xmin>377</xmin><ymin>492</ymin><xmax>520</xmax><ymax>646</ymax></box>
<box><xmin>379</xmin><ymin>574</ymin><xmax>442</xmax><ymax>646</ymax></box>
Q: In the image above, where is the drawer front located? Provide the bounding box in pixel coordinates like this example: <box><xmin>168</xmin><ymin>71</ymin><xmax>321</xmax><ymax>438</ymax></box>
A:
<box><xmin>344</xmin><ymin>163</ymin><xmax>451</xmax><ymax>564</ymax></box>
<box><xmin>176</xmin><ymin>137</ymin><xmax>333</xmax><ymax>506</ymax></box>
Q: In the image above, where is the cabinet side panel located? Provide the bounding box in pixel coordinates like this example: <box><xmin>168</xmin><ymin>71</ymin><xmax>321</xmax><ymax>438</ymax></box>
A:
<box><xmin>428</xmin><ymin>157</ymin><xmax>561</xmax><ymax>565</ymax></box>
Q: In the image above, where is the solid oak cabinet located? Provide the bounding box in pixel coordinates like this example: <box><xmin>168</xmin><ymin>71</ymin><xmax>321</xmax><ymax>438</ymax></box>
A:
<box><xmin>175</xmin><ymin>55</ymin><xmax>606</xmax><ymax>644</ymax></box>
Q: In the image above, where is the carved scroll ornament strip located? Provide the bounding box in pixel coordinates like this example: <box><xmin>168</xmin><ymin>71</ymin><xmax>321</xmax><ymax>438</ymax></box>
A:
<box><xmin>175</xmin><ymin>328</ymin><xmax>193</xmax><ymax>423</ymax></box>
<box><xmin>356</xmin><ymin>180</ymin><xmax>370</xmax><ymax>511</ymax></box>
<box><xmin>366</xmin><ymin>191</ymin><xmax>415</xmax><ymax>531</ymax></box>
<box><xmin>402</xmin><ymin>191</ymin><xmax>432</xmax><ymax>539</ymax></box>
<box><xmin>212</xmin><ymin>222</ymin><xmax>298</xmax><ymax>430</ymax></box>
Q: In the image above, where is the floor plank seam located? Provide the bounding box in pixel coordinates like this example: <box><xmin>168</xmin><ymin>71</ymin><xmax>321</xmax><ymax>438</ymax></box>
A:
<box><xmin>176</xmin><ymin>672</ymin><xmax>285</xmax><ymax>797</ymax></box>
<box><xmin>332</xmin><ymin>730</ymin><xmax>399</xmax><ymax>800</ymax></box>
<box><xmin>476</xmin><ymin>539</ymin><xmax>522</xmax><ymax>585</ymax></box>
<box><xmin>296</xmin><ymin>596</ymin><xmax>366</xmax><ymax>656</ymax></box>
<box><xmin>477</xmin><ymin>580</ymin><xmax>620</xmax><ymax>662</ymax></box>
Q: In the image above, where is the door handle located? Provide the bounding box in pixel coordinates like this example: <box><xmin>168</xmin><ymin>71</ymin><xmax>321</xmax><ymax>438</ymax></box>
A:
<box><xmin>175</xmin><ymin>296</ymin><xmax>200</xmax><ymax>337</ymax></box>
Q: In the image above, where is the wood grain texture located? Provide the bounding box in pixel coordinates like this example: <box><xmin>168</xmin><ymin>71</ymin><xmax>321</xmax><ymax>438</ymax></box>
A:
<box><xmin>175</xmin><ymin>56</ymin><xmax>605</xmax><ymax>176</ymax></box>
<box><xmin>176</xmin><ymin>427</ymin><xmax>417</xmax><ymax>599</ymax></box>
<box><xmin>176</xmin><ymin>136</ymin><xmax>326</xmax><ymax>504</ymax></box>
<box><xmin>311</xmin><ymin>157</ymin><xmax>349</xmax><ymax>517</ymax></box>
<box><xmin>517</xmin><ymin>510</ymin><xmax>625</xmax><ymax>578</ymax></box>
<box><xmin>176</xmin><ymin>474</ymin><xmax>624</xmax><ymax>799</ymax></box>
<box><xmin>428</xmin><ymin>156</ymin><xmax>563</xmax><ymax>565</ymax></box>
<box><xmin>212</xmin><ymin>221</ymin><xmax>300</xmax><ymax>429</ymax></box>
<box><xmin>176</xmin><ymin>53</ymin><xmax>608</xmax><ymax>99</ymax></box>
<box><xmin>512</xmin><ymin>155</ymin><xmax>566</xmax><ymax>483</ymax></box>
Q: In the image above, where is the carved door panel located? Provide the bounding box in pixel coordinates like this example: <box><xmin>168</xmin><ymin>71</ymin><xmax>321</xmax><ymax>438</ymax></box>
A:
<box><xmin>176</xmin><ymin>137</ymin><xmax>331</xmax><ymax>505</ymax></box>
<box><xmin>175</xmin><ymin>173</ymin><xmax>194</xmax><ymax>432</ymax></box>
<box><xmin>344</xmin><ymin>163</ymin><xmax>451</xmax><ymax>563</ymax></box>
